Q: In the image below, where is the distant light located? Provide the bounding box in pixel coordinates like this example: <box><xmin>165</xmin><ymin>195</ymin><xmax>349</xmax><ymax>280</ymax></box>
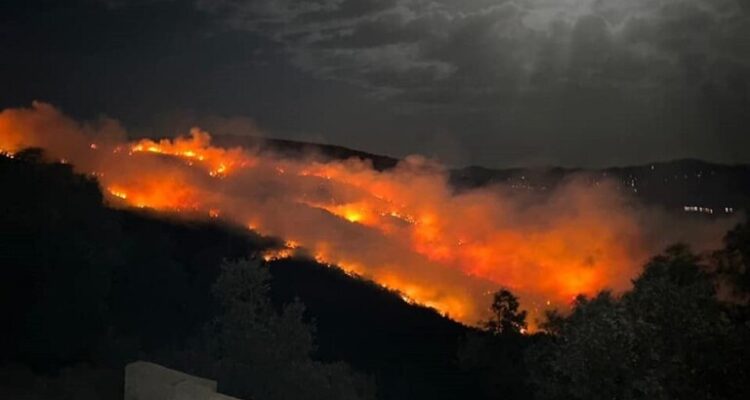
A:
<box><xmin>683</xmin><ymin>205</ymin><xmax>714</xmax><ymax>214</ymax></box>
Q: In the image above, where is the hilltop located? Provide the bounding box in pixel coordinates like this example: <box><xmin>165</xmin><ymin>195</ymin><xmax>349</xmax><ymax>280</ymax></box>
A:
<box><xmin>214</xmin><ymin>135</ymin><xmax>750</xmax><ymax>215</ymax></box>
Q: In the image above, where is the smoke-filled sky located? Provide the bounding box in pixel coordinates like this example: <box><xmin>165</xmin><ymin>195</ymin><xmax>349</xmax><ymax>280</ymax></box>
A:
<box><xmin>1</xmin><ymin>0</ymin><xmax>748</xmax><ymax>167</ymax></box>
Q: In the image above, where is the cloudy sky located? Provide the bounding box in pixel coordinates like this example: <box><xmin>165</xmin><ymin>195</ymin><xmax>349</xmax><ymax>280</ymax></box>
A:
<box><xmin>2</xmin><ymin>0</ymin><xmax>748</xmax><ymax>167</ymax></box>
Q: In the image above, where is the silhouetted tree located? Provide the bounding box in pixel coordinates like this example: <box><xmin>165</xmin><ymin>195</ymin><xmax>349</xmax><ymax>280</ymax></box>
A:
<box><xmin>527</xmin><ymin>245</ymin><xmax>750</xmax><ymax>400</ymax></box>
<box><xmin>457</xmin><ymin>288</ymin><xmax>532</xmax><ymax>399</ymax></box>
<box><xmin>13</xmin><ymin>147</ymin><xmax>45</xmax><ymax>163</ymax></box>
<box><xmin>483</xmin><ymin>289</ymin><xmax>527</xmax><ymax>335</ymax></box>
<box><xmin>714</xmin><ymin>222</ymin><xmax>750</xmax><ymax>301</ymax></box>
<box><xmin>208</xmin><ymin>259</ymin><xmax>376</xmax><ymax>400</ymax></box>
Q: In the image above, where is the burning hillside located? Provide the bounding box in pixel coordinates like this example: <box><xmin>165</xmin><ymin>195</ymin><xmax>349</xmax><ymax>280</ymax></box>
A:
<box><xmin>0</xmin><ymin>102</ymin><xmax>737</xmax><ymax>325</ymax></box>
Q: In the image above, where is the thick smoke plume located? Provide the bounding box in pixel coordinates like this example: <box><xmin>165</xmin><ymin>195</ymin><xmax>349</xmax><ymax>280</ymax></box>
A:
<box><xmin>0</xmin><ymin>102</ymin><xmax>737</xmax><ymax>325</ymax></box>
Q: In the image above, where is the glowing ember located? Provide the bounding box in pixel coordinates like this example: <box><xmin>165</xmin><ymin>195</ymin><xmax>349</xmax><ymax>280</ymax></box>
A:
<box><xmin>262</xmin><ymin>248</ymin><xmax>296</xmax><ymax>262</ymax></box>
<box><xmin>108</xmin><ymin>188</ymin><xmax>128</xmax><ymax>200</ymax></box>
<box><xmin>128</xmin><ymin>129</ymin><xmax>251</xmax><ymax>178</ymax></box>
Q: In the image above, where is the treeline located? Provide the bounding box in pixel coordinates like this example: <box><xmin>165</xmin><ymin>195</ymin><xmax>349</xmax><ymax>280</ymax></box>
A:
<box><xmin>466</xmin><ymin>234</ymin><xmax>750</xmax><ymax>399</ymax></box>
<box><xmin>530</xmin><ymin>239</ymin><xmax>750</xmax><ymax>400</ymax></box>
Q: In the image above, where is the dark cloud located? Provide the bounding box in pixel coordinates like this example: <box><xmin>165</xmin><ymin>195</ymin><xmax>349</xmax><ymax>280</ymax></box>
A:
<box><xmin>198</xmin><ymin>0</ymin><xmax>750</xmax><ymax>166</ymax></box>
<box><xmin>1</xmin><ymin>0</ymin><xmax>748</xmax><ymax>167</ymax></box>
<box><xmin>197</xmin><ymin>1</ymin><xmax>748</xmax><ymax>103</ymax></box>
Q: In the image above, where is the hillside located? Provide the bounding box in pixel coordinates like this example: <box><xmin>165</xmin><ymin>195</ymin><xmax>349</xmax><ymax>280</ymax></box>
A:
<box><xmin>0</xmin><ymin>151</ymin><xmax>502</xmax><ymax>400</ymax></box>
<box><xmin>2</xmin><ymin>147</ymin><xmax>748</xmax><ymax>400</ymax></box>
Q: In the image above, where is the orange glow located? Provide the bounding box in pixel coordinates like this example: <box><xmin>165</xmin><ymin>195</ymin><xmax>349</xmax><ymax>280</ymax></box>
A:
<box><xmin>323</xmin><ymin>203</ymin><xmax>370</xmax><ymax>224</ymax></box>
<box><xmin>262</xmin><ymin>248</ymin><xmax>296</xmax><ymax>262</ymax></box>
<box><xmin>108</xmin><ymin>188</ymin><xmax>128</xmax><ymax>200</ymax></box>
<box><xmin>1</xmin><ymin>102</ymin><xmax>736</xmax><ymax>327</ymax></box>
<box><xmin>129</xmin><ymin>128</ymin><xmax>255</xmax><ymax>178</ymax></box>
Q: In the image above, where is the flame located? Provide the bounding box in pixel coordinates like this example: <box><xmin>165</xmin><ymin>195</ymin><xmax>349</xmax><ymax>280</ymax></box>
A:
<box><xmin>262</xmin><ymin>248</ymin><xmax>296</xmax><ymax>262</ymax></box>
<box><xmin>0</xmin><ymin>102</ymin><xmax>737</xmax><ymax>326</ymax></box>
<box><xmin>261</xmin><ymin>240</ymin><xmax>303</xmax><ymax>261</ymax></box>
<box><xmin>128</xmin><ymin>128</ymin><xmax>254</xmax><ymax>178</ymax></box>
<box><xmin>108</xmin><ymin>188</ymin><xmax>128</xmax><ymax>200</ymax></box>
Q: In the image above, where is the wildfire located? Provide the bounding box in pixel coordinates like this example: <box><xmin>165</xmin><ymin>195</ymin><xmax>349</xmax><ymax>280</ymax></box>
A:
<box><xmin>1</xmin><ymin>102</ymin><xmax>734</xmax><ymax>326</ymax></box>
<box><xmin>108</xmin><ymin>188</ymin><xmax>128</xmax><ymax>200</ymax></box>
<box><xmin>128</xmin><ymin>128</ymin><xmax>253</xmax><ymax>178</ymax></box>
<box><xmin>262</xmin><ymin>248</ymin><xmax>296</xmax><ymax>262</ymax></box>
<box><xmin>261</xmin><ymin>240</ymin><xmax>302</xmax><ymax>261</ymax></box>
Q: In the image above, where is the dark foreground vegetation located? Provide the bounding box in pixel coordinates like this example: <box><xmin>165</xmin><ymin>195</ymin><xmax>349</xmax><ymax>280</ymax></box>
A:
<box><xmin>1</xmin><ymin>150</ymin><xmax>749</xmax><ymax>399</ymax></box>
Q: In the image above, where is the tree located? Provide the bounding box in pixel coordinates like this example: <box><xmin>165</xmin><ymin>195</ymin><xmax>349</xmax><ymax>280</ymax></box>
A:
<box><xmin>207</xmin><ymin>259</ymin><xmax>376</xmax><ymax>400</ymax></box>
<box><xmin>482</xmin><ymin>289</ymin><xmax>527</xmax><ymax>335</ymax></box>
<box><xmin>714</xmin><ymin>222</ymin><xmax>750</xmax><ymax>301</ymax></box>
<box><xmin>457</xmin><ymin>288</ymin><xmax>531</xmax><ymax>399</ymax></box>
<box><xmin>526</xmin><ymin>245</ymin><xmax>750</xmax><ymax>400</ymax></box>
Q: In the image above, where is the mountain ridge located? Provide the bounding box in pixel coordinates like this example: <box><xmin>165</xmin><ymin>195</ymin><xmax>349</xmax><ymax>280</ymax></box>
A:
<box><xmin>212</xmin><ymin>135</ymin><xmax>750</xmax><ymax>213</ymax></box>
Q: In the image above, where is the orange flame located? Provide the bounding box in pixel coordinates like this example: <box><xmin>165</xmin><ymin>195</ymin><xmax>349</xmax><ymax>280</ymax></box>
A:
<box><xmin>0</xmin><ymin>102</ymin><xmax>736</xmax><ymax>326</ymax></box>
<box><xmin>129</xmin><ymin>128</ymin><xmax>254</xmax><ymax>178</ymax></box>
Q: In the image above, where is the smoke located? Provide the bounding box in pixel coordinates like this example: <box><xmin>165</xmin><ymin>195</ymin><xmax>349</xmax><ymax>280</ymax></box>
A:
<box><xmin>0</xmin><ymin>102</ymin><xmax>738</xmax><ymax>325</ymax></box>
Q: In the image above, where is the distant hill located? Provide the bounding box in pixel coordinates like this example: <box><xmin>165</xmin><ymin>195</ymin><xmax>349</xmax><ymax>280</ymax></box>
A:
<box><xmin>212</xmin><ymin>135</ymin><xmax>400</xmax><ymax>171</ymax></box>
<box><xmin>213</xmin><ymin>135</ymin><xmax>750</xmax><ymax>215</ymax></box>
<box><xmin>451</xmin><ymin>159</ymin><xmax>750</xmax><ymax>215</ymax></box>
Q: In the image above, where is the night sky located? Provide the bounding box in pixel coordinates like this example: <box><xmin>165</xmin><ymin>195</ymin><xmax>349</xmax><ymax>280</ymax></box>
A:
<box><xmin>2</xmin><ymin>0</ymin><xmax>748</xmax><ymax>167</ymax></box>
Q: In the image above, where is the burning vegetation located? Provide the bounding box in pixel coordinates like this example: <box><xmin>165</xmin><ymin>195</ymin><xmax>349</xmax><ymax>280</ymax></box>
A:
<box><xmin>0</xmin><ymin>102</ymin><xmax>737</xmax><ymax>325</ymax></box>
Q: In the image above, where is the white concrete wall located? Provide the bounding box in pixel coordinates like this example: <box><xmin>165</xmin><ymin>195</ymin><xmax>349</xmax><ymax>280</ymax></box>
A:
<box><xmin>125</xmin><ymin>361</ymin><xmax>242</xmax><ymax>400</ymax></box>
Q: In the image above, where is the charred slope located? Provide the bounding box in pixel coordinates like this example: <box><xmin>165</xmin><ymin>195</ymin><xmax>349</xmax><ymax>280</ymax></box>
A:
<box><xmin>0</xmin><ymin>152</ymin><xmax>496</xmax><ymax>400</ymax></box>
